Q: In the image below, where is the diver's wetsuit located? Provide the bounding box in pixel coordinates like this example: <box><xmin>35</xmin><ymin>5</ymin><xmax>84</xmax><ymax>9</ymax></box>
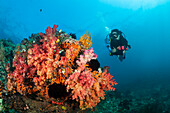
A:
<box><xmin>110</xmin><ymin>35</ymin><xmax>128</xmax><ymax>56</ymax></box>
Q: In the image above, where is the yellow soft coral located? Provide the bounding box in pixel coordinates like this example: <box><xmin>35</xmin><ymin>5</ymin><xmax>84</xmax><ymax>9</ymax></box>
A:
<box><xmin>79</xmin><ymin>32</ymin><xmax>92</xmax><ymax>49</ymax></box>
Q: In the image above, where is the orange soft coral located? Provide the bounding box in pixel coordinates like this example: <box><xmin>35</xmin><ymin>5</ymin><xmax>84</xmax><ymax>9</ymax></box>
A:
<box><xmin>79</xmin><ymin>32</ymin><xmax>93</xmax><ymax>50</ymax></box>
<box><xmin>64</xmin><ymin>41</ymin><xmax>81</xmax><ymax>66</ymax></box>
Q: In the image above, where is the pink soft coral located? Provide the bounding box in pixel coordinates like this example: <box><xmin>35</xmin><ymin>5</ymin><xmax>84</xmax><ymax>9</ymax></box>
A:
<box><xmin>76</xmin><ymin>47</ymin><xmax>97</xmax><ymax>71</ymax></box>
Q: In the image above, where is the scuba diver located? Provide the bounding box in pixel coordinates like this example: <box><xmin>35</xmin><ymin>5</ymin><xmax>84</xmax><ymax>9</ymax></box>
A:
<box><xmin>105</xmin><ymin>29</ymin><xmax>131</xmax><ymax>61</ymax></box>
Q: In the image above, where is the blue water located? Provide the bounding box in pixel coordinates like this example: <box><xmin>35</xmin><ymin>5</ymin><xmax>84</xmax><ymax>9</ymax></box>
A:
<box><xmin>1</xmin><ymin>0</ymin><xmax>170</xmax><ymax>112</ymax></box>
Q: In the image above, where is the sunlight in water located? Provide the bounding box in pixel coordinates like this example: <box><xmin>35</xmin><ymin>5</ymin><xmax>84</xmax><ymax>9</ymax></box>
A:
<box><xmin>100</xmin><ymin>0</ymin><xmax>170</xmax><ymax>10</ymax></box>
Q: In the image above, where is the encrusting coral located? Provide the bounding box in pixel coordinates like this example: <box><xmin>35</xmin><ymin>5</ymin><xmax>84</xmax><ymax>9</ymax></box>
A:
<box><xmin>5</xmin><ymin>25</ymin><xmax>117</xmax><ymax>111</ymax></box>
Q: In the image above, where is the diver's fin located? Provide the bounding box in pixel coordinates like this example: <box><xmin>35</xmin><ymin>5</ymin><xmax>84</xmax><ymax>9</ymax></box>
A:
<box><xmin>118</xmin><ymin>55</ymin><xmax>125</xmax><ymax>62</ymax></box>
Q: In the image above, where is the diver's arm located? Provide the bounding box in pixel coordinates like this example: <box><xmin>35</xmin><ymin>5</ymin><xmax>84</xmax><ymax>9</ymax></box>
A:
<box><xmin>108</xmin><ymin>44</ymin><xmax>117</xmax><ymax>53</ymax></box>
<box><xmin>125</xmin><ymin>39</ymin><xmax>131</xmax><ymax>49</ymax></box>
<box><xmin>110</xmin><ymin>39</ymin><xmax>117</xmax><ymax>53</ymax></box>
<box><xmin>106</xmin><ymin>44</ymin><xmax>112</xmax><ymax>53</ymax></box>
<box><xmin>127</xmin><ymin>44</ymin><xmax>131</xmax><ymax>49</ymax></box>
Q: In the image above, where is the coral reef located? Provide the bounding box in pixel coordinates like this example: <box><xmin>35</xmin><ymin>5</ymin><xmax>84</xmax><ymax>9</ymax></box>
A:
<box><xmin>0</xmin><ymin>39</ymin><xmax>15</xmax><ymax>85</ymax></box>
<box><xmin>0</xmin><ymin>39</ymin><xmax>15</xmax><ymax>112</ymax></box>
<box><xmin>2</xmin><ymin>25</ymin><xmax>117</xmax><ymax>112</ymax></box>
